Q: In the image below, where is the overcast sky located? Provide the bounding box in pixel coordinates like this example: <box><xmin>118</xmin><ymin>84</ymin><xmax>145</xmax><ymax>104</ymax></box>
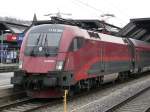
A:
<box><xmin>0</xmin><ymin>0</ymin><xmax>150</xmax><ymax>27</ymax></box>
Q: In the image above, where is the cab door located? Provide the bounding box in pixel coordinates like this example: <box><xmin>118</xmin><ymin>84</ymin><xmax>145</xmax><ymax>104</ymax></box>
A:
<box><xmin>67</xmin><ymin>37</ymin><xmax>85</xmax><ymax>71</ymax></box>
<box><xmin>99</xmin><ymin>42</ymin><xmax>105</xmax><ymax>73</ymax></box>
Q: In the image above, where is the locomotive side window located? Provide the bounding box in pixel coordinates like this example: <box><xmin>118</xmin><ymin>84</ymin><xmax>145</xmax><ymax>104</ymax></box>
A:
<box><xmin>77</xmin><ymin>37</ymin><xmax>85</xmax><ymax>49</ymax></box>
<box><xmin>69</xmin><ymin>37</ymin><xmax>85</xmax><ymax>51</ymax></box>
<box><xmin>73</xmin><ymin>38</ymin><xmax>78</xmax><ymax>51</ymax></box>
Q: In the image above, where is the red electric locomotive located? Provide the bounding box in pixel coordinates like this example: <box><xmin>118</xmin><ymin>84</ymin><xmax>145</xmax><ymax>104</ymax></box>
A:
<box><xmin>11</xmin><ymin>19</ymin><xmax>150</xmax><ymax>98</ymax></box>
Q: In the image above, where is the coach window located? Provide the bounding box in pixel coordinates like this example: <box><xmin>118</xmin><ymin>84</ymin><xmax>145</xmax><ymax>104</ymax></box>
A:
<box><xmin>69</xmin><ymin>37</ymin><xmax>85</xmax><ymax>51</ymax></box>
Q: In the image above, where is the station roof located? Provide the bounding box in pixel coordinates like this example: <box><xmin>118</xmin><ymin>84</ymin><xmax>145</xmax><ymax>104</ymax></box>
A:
<box><xmin>117</xmin><ymin>18</ymin><xmax>150</xmax><ymax>42</ymax></box>
<box><xmin>0</xmin><ymin>21</ymin><xmax>29</xmax><ymax>35</ymax></box>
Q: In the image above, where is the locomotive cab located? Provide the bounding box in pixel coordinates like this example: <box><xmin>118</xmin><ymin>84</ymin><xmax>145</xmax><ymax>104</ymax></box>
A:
<box><xmin>11</xmin><ymin>24</ymin><xmax>80</xmax><ymax>97</ymax></box>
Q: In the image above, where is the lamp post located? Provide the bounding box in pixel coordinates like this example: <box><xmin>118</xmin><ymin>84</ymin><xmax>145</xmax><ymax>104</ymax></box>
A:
<box><xmin>0</xmin><ymin>30</ymin><xmax>3</xmax><ymax>65</ymax></box>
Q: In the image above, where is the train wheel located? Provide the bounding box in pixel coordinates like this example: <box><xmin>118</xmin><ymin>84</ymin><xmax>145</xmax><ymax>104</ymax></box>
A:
<box><xmin>13</xmin><ymin>84</ymin><xmax>23</xmax><ymax>91</ymax></box>
<box><xmin>68</xmin><ymin>90</ymin><xmax>74</xmax><ymax>98</ymax></box>
<box><xmin>86</xmin><ymin>79</ymin><xmax>92</xmax><ymax>91</ymax></box>
<box><xmin>68</xmin><ymin>86</ymin><xmax>77</xmax><ymax>98</ymax></box>
<box><xmin>138</xmin><ymin>68</ymin><xmax>142</xmax><ymax>73</ymax></box>
<box><xmin>75</xmin><ymin>83</ymin><xmax>81</xmax><ymax>93</ymax></box>
<box><xmin>118</xmin><ymin>72</ymin><xmax>128</xmax><ymax>82</ymax></box>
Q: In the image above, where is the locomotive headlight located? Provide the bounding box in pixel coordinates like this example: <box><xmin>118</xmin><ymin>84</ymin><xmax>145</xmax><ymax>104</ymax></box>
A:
<box><xmin>56</xmin><ymin>61</ymin><xmax>64</xmax><ymax>70</ymax></box>
<box><xmin>19</xmin><ymin>60</ymin><xmax>23</xmax><ymax>69</ymax></box>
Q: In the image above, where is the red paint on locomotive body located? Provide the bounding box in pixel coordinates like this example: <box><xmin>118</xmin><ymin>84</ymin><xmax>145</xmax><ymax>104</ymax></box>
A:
<box><xmin>20</xmin><ymin>26</ymin><xmax>76</xmax><ymax>73</ymax></box>
<box><xmin>11</xmin><ymin>24</ymin><xmax>150</xmax><ymax>98</ymax></box>
<box><xmin>23</xmin><ymin>57</ymin><xmax>57</xmax><ymax>73</ymax></box>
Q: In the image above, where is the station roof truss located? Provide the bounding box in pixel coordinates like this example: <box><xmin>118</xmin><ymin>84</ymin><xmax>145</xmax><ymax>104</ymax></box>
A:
<box><xmin>117</xmin><ymin>18</ymin><xmax>150</xmax><ymax>42</ymax></box>
<box><xmin>0</xmin><ymin>21</ymin><xmax>29</xmax><ymax>35</ymax></box>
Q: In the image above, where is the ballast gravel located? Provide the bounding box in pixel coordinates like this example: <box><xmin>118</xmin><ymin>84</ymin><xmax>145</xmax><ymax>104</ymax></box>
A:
<box><xmin>34</xmin><ymin>73</ymin><xmax>150</xmax><ymax>112</ymax></box>
<box><xmin>71</xmin><ymin>76</ymin><xmax>150</xmax><ymax>112</ymax></box>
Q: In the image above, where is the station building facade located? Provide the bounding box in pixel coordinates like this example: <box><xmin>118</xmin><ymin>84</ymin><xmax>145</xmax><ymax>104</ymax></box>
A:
<box><xmin>0</xmin><ymin>21</ymin><xmax>29</xmax><ymax>64</ymax></box>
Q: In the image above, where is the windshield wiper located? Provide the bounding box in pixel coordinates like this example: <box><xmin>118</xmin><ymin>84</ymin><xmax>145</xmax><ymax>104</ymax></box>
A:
<box><xmin>35</xmin><ymin>34</ymin><xmax>41</xmax><ymax>45</ymax></box>
<box><xmin>29</xmin><ymin>34</ymin><xmax>42</xmax><ymax>56</ymax></box>
<box><xmin>44</xmin><ymin>35</ymin><xmax>49</xmax><ymax>57</ymax></box>
<box><xmin>43</xmin><ymin>35</ymin><xmax>58</xmax><ymax>57</ymax></box>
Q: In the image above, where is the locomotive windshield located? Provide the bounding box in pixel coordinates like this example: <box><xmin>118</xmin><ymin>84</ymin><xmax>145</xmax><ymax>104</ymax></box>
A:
<box><xmin>24</xmin><ymin>24</ymin><xmax>64</xmax><ymax>57</ymax></box>
<box><xmin>26</xmin><ymin>33</ymin><xmax>61</xmax><ymax>47</ymax></box>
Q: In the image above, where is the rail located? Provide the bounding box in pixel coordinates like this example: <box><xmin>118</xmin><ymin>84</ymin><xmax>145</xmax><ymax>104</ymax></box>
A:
<box><xmin>0</xmin><ymin>98</ymin><xmax>34</xmax><ymax>111</ymax></box>
<box><xmin>70</xmin><ymin>72</ymin><xmax>150</xmax><ymax>112</ymax></box>
<box><xmin>0</xmin><ymin>98</ymin><xmax>61</xmax><ymax>112</ymax></box>
<box><xmin>145</xmin><ymin>107</ymin><xmax>150</xmax><ymax>112</ymax></box>
<box><xmin>106</xmin><ymin>87</ymin><xmax>150</xmax><ymax>112</ymax></box>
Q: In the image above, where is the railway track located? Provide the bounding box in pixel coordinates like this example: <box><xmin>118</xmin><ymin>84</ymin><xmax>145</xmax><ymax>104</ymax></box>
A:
<box><xmin>39</xmin><ymin>71</ymin><xmax>150</xmax><ymax>112</ymax></box>
<box><xmin>0</xmin><ymin>88</ymin><xmax>27</xmax><ymax>105</ymax></box>
<box><xmin>145</xmin><ymin>107</ymin><xmax>150</xmax><ymax>112</ymax></box>
<box><xmin>0</xmin><ymin>98</ymin><xmax>61</xmax><ymax>112</ymax></box>
<box><xmin>0</xmin><ymin>84</ymin><xmax>121</xmax><ymax>112</ymax></box>
<box><xmin>1</xmin><ymin>72</ymin><xmax>150</xmax><ymax>112</ymax></box>
<box><xmin>107</xmin><ymin>87</ymin><xmax>150</xmax><ymax>112</ymax></box>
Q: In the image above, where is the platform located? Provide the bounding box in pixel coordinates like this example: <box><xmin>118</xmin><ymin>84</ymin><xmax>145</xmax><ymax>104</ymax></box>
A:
<box><xmin>0</xmin><ymin>63</ymin><xmax>18</xmax><ymax>72</ymax></box>
<box><xmin>0</xmin><ymin>72</ymin><xmax>13</xmax><ymax>89</ymax></box>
